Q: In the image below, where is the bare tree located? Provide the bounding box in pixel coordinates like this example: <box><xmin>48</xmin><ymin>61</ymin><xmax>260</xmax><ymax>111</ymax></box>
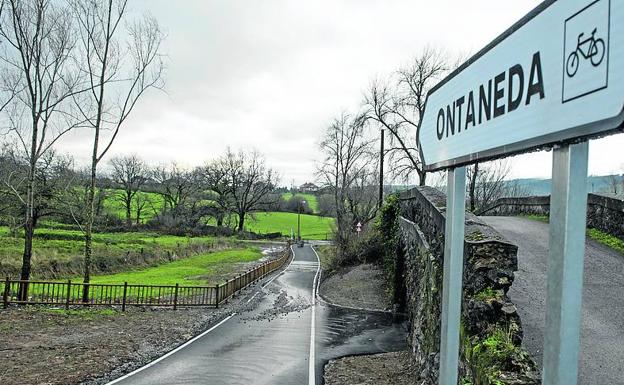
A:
<box><xmin>221</xmin><ymin>149</ymin><xmax>278</xmax><ymax>232</ymax></box>
<box><xmin>318</xmin><ymin>112</ymin><xmax>376</xmax><ymax>258</ymax></box>
<box><xmin>606</xmin><ymin>174</ymin><xmax>620</xmax><ymax>195</ymax></box>
<box><xmin>197</xmin><ymin>160</ymin><xmax>233</xmax><ymax>227</ymax></box>
<box><xmin>109</xmin><ymin>154</ymin><xmax>148</xmax><ymax>227</ymax></box>
<box><xmin>70</xmin><ymin>0</ymin><xmax>164</xmax><ymax>291</ymax></box>
<box><xmin>152</xmin><ymin>162</ymin><xmax>199</xmax><ymax>217</ymax></box>
<box><xmin>364</xmin><ymin>48</ymin><xmax>448</xmax><ymax>186</ymax></box>
<box><xmin>0</xmin><ymin>144</ymin><xmax>74</xmax><ymax>237</ymax></box>
<box><xmin>133</xmin><ymin>191</ymin><xmax>152</xmax><ymax>226</ymax></box>
<box><xmin>0</xmin><ymin>0</ymin><xmax>84</xmax><ymax>295</ymax></box>
<box><xmin>467</xmin><ymin>160</ymin><xmax>511</xmax><ymax>212</ymax></box>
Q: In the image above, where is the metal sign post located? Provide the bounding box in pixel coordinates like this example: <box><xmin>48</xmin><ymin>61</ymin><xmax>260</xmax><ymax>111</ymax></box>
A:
<box><xmin>543</xmin><ymin>141</ymin><xmax>589</xmax><ymax>385</ymax></box>
<box><xmin>439</xmin><ymin>166</ymin><xmax>466</xmax><ymax>385</ymax></box>
<box><xmin>412</xmin><ymin>1</ymin><xmax>623</xmax><ymax>385</ymax></box>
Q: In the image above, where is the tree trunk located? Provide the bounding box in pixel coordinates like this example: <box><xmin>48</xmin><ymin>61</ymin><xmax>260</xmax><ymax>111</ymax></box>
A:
<box><xmin>19</xmin><ymin>216</ymin><xmax>34</xmax><ymax>301</ymax></box>
<box><xmin>418</xmin><ymin>170</ymin><xmax>427</xmax><ymax>186</ymax></box>
<box><xmin>83</xmin><ymin>149</ymin><xmax>98</xmax><ymax>302</ymax></box>
<box><xmin>237</xmin><ymin>212</ymin><xmax>245</xmax><ymax>232</ymax></box>
<box><xmin>469</xmin><ymin>163</ymin><xmax>479</xmax><ymax>212</ymax></box>
<box><xmin>125</xmin><ymin>201</ymin><xmax>132</xmax><ymax>227</ymax></box>
<box><xmin>19</xmin><ymin>120</ymin><xmax>39</xmax><ymax>301</ymax></box>
<box><xmin>216</xmin><ymin>213</ymin><xmax>223</xmax><ymax>227</ymax></box>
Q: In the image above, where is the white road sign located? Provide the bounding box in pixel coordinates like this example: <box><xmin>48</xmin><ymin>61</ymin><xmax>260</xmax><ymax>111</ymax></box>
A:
<box><xmin>418</xmin><ymin>0</ymin><xmax>624</xmax><ymax>171</ymax></box>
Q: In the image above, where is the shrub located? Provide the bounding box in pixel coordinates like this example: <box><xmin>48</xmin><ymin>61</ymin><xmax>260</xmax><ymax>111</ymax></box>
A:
<box><xmin>375</xmin><ymin>194</ymin><xmax>400</xmax><ymax>293</ymax></box>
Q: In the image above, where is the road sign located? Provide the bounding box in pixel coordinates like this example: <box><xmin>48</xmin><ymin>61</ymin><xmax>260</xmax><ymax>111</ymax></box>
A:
<box><xmin>418</xmin><ymin>0</ymin><xmax>624</xmax><ymax>171</ymax></box>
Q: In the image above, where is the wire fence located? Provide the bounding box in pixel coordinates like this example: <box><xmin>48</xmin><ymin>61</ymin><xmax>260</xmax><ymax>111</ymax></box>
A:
<box><xmin>1</xmin><ymin>246</ymin><xmax>291</xmax><ymax>311</ymax></box>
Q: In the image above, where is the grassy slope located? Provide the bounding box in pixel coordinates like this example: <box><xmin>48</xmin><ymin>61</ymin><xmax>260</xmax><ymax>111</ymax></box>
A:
<box><xmin>0</xmin><ymin>225</ymin><xmax>225</xmax><ymax>278</ymax></box>
<box><xmin>91</xmin><ymin>247</ymin><xmax>262</xmax><ymax>286</ymax></box>
<box><xmin>282</xmin><ymin>192</ymin><xmax>319</xmax><ymax>213</ymax></box>
<box><xmin>245</xmin><ymin>212</ymin><xmax>334</xmax><ymax>240</ymax></box>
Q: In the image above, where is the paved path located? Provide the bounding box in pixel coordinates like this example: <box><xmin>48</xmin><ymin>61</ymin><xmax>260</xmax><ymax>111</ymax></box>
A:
<box><xmin>481</xmin><ymin>216</ymin><xmax>624</xmax><ymax>385</ymax></box>
<box><xmin>107</xmin><ymin>244</ymin><xmax>406</xmax><ymax>385</ymax></box>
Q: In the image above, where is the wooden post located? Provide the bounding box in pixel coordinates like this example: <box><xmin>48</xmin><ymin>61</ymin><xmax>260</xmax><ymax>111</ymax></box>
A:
<box><xmin>122</xmin><ymin>282</ymin><xmax>128</xmax><ymax>312</ymax></box>
<box><xmin>173</xmin><ymin>283</ymin><xmax>179</xmax><ymax>310</ymax></box>
<box><xmin>3</xmin><ymin>277</ymin><xmax>10</xmax><ymax>309</ymax></box>
<box><xmin>215</xmin><ymin>284</ymin><xmax>220</xmax><ymax>308</ymax></box>
<box><xmin>65</xmin><ymin>280</ymin><xmax>72</xmax><ymax>310</ymax></box>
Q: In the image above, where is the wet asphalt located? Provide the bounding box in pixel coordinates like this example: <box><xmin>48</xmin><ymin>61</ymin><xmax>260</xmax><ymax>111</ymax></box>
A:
<box><xmin>481</xmin><ymin>216</ymin><xmax>624</xmax><ymax>385</ymax></box>
<box><xmin>107</xmin><ymin>244</ymin><xmax>407</xmax><ymax>385</ymax></box>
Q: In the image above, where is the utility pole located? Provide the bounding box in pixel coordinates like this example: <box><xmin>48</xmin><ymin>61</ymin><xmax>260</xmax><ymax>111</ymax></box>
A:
<box><xmin>379</xmin><ymin>129</ymin><xmax>385</xmax><ymax>209</ymax></box>
<box><xmin>297</xmin><ymin>199</ymin><xmax>306</xmax><ymax>241</ymax></box>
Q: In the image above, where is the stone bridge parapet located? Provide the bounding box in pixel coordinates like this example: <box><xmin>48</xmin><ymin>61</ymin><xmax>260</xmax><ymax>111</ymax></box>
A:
<box><xmin>478</xmin><ymin>193</ymin><xmax>624</xmax><ymax>240</ymax></box>
<box><xmin>397</xmin><ymin>186</ymin><xmax>539</xmax><ymax>384</ymax></box>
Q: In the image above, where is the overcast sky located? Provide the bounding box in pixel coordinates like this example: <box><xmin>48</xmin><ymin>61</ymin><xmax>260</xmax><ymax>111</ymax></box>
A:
<box><xmin>58</xmin><ymin>0</ymin><xmax>624</xmax><ymax>185</ymax></box>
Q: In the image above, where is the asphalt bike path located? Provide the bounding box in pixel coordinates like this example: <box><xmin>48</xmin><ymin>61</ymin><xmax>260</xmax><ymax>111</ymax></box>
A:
<box><xmin>107</xmin><ymin>244</ymin><xmax>406</xmax><ymax>385</ymax></box>
<box><xmin>481</xmin><ymin>216</ymin><xmax>624</xmax><ymax>385</ymax></box>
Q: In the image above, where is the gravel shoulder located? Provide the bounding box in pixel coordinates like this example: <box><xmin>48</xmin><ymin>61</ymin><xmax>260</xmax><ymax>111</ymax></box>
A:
<box><xmin>319</xmin><ymin>263</ymin><xmax>392</xmax><ymax>311</ymax></box>
<box><xmin>0</xmin><ymin>305</ymin><xmax>230</xmax><ymax>385</ymax></box>
<box><xmin>319</xmin><ymin>263</ymin><xmax>418</xmax><ymax>385</ymax></box>
<box><xmin>324</xmin><ymin>351</ymin><xmax>422</xmax><ymax>385</ymax></box>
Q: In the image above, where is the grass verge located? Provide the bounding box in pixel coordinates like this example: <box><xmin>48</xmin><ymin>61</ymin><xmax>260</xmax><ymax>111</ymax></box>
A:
<box><xmin>89</xmin><ymin>247</ymin><xmax>263</xmax><ymax>286</ymax></box>
<box><xmin>587</xmin><ymin>228</ymin><xmax>624</xmax><ymax>255</ymax></box>
<box><xmin>521</xmin><ymin>214</ymin><xmax>624</xmax><ymax>255</ymax></box>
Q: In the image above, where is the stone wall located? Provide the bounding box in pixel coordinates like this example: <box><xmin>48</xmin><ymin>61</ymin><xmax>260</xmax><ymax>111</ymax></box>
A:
<box><xmin>398</xmin><ymin>187</ymin><xmax>539</xmax><ymax>385</ymax></box>
<box><xmin>479</xmin><ymin>193</ymin><xmax>624</xmax><ymax>240</ymax></box>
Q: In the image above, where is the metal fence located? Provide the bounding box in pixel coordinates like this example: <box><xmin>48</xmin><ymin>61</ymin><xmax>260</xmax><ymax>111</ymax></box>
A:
<box><xmin>2</xmin><ymin>247</ymin><xmax>291</xmax><ymax>311</ymax></box>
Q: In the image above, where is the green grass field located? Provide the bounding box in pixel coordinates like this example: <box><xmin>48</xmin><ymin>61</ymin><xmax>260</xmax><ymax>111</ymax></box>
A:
<box><xmin>90</xmin><ymin>247</ymin><xmax>262</xmax><ymax>286</ymax></box>
<box><xmin>244</xmin><ymin>211</ymin><xmax>334</xmax><ymax>240</ymax></box>
<box><xmin>282</xmin><ymin>192</ymin><xmax>319</xmax><ymax>213</ymax></box>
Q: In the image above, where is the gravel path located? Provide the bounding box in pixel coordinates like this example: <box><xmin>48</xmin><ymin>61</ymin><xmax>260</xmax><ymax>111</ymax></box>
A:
<box><xmin>324</xmin><ymin>351</ymin><xmax>422</xmax><ymax>385</ymax></box>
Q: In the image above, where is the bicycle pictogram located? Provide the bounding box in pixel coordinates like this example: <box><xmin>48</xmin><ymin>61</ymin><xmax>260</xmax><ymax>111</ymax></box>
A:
<box><xmin>566</xmin><ymin>27</ymin><xmax>605</xmax><ymax>77</ymax></box>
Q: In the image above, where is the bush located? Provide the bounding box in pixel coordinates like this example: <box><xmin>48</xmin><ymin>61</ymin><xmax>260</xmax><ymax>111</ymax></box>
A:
<box><xmin>375</xmin><ymin>194</ymin><xmax>400</xmax><ymax>293</ymax></box>
<box><xmin>283</xmin><ymin>194</ymin><xmax>313</xmax><ymax>214</ymax></box>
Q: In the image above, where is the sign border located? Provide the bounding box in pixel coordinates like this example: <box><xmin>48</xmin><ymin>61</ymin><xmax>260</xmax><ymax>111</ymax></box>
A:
<box><xmin>417</xmin><ymin>0</ymin><xmax>624</xmax><ymax>172</ymax></box>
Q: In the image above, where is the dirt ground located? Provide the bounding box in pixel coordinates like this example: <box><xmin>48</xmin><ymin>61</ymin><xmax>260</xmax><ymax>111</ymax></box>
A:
<box><xmin>0</xmin><ymin>305</ymin><xmax>237</xmax><ymax>385</ymax></box>
<box><xmin>324</xmin><ymin>351</ymin><xmax>424</xmax><ymax>385</ymax></box>
<box><xmin>319</xmin><ymin>263</ymin><xmax>392</xmax><ymax>311</ymax></box>
<box><xmin>319</xmin><ymin>263</ymin><xmax>425</xmax><ymax>385</ymax></box>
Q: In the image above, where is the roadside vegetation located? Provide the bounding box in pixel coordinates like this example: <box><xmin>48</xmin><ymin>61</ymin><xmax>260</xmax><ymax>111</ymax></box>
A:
<box><xmin>281</xmin><ymin>192</ymin><xmax>319</xmax><ymax>213</ymax></box>
<box><xmin>521</xmin><ymin>214</ymin><xmax>624</xmax><ymax>254</ymax></box>
<box><xmin>0</xmin><ymin>223</ymin><xmax>229</xmax><ymax>279</ymax></box>
<box><xmin>90</xmin><ymin>247</ymin><xmax>263</xmax><ymax>286</ymax></box>
<box><xmin>587</xmin><ymin>228</ymin><xmax>624</xmax><ymax>255</ymax></box>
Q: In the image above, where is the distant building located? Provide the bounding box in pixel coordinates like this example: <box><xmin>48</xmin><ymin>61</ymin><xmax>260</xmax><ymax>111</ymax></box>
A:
<box><xmin>299</xmin><ymin>182</ymin><xmax>319</xmax><ymax>193</ymax></box>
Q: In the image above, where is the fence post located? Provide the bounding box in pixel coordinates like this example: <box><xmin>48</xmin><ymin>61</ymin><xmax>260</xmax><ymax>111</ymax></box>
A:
<box><xmin>65</xmin><ymin>280</ymin><xmax>71</xmax><ymax>310</ymax></box>
<box><xmin>215</xmin><ymin>284</ymin><xmax>220</xmax><ymax>308</ymax></box>
<box><xmin>3</xmin><ymin>277</ymin><xmax>9</xmax><ymax>309</ymax></box>
<box><xmin>82</xmin><ymin>283</ymin><xmax>90</xmax><ymax>306</ymax></box>
<box><xmin>173</xmin><ymin>283</ymin><xmax>179</xmax><ymax>310</ymax></box>
<box><xmin>122</xmin><ymin>282</ymin><xmax>128</xmax><ymax>312</ymax></box>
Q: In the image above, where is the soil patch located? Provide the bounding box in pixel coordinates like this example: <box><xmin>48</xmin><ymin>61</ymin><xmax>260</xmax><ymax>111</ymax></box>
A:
<box><xmin>324</xmin><ymin>351</ymin><xmax>424</xmax><ymax>385</ymax></box>
<box><xmin>0</xmin><ymin>305</ymin><xmax>236</xmax><ymax>385</ymax></box>
<box><xmin>319</xmin><ymin>263</ymin><xmax>391</xmax><ymax>311</ymax></box>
